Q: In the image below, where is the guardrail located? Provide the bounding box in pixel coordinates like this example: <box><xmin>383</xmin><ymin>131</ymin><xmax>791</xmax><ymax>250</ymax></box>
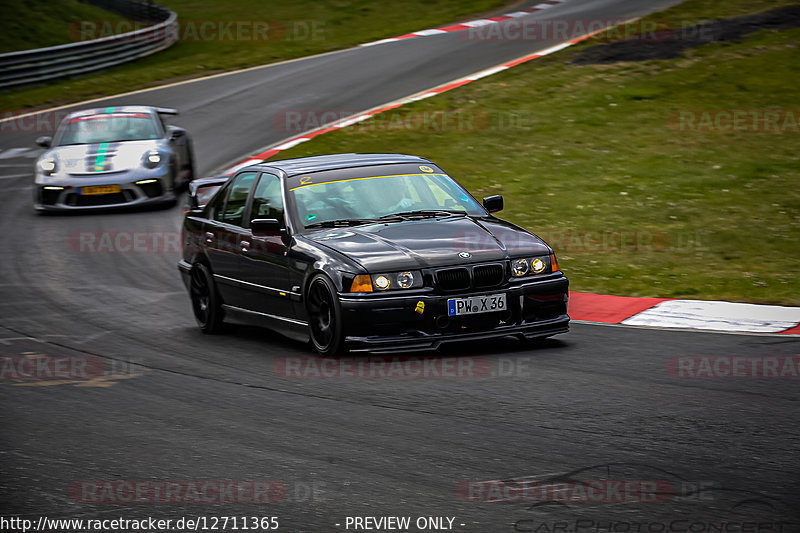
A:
<box><xmin>0</xmin><ymin>0</ymin><xmax>177</xmax><ymax>90</ymax></box>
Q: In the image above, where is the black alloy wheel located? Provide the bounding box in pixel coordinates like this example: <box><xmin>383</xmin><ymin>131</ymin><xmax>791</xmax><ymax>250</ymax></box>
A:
<box><xmin>190</xmin><ymin>263</ymin><xmax>224</xmax><ymax>333</ymax></box>
<box><xmin>306</xmin><ymin>275</ymin><xmax>345</xmax><ymax>356</ymax></box>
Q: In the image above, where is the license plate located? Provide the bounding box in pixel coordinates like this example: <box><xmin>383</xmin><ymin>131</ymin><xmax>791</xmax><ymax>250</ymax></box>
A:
<box><xmin>81</xmin><ymin>184</ymin><xmax>121</xmax><ymax>195</ymax></box>
<box><xmin>448</xmin><ymin>293</ymin><xmax>507</xmax><ymax>316</ymax></box>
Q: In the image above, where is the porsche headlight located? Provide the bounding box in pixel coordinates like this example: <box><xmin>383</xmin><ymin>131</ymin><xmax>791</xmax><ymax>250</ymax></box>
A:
<box><xmin>38</xmin><ymin>156</ymin><xmax>57</xmax><ymax>175</ymax></box>
<box><xmin>143</xmin><ymin>150</ymin><xmax>162</xmax><ymax>169</ymax></box>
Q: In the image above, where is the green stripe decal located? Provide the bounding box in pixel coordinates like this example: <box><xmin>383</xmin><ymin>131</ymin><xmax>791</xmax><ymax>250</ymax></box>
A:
<box><xmin>94</xmin><ymin>142</ymin><xmax>110</xmax><ymax>171</ymax></box>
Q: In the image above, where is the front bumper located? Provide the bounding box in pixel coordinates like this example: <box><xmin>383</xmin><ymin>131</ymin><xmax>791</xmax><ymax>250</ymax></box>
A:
<box><xmin>34</xmin><ymin>169</ymin><xmax>174</xmax><ymax>211</ymax></box>
<box><xmin>339</xmin><ymin>275</ymin><xmax>569</xmax><ymax>353</ymax></box>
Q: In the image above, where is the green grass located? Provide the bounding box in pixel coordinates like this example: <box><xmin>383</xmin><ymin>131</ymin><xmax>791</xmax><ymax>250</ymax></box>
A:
<box><xmin>0</xmin><ymin>0</ymin><xmax>127</xmax><ymax>53</ymax></box>
<box><xmin>275</xmin><ymin>0</ymin><xmax>800</xmax><ymax>305</ymax></box>
<box><xmin>1</xmin><ymin>0</ymin><xmax>506</xmax><ymax>111</ymax></box>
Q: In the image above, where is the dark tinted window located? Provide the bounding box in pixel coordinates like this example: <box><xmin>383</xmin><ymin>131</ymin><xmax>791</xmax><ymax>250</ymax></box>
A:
<box><xmin>249</xmin><ymin>173</ymin><xmax>284</xmax><ymax>227</ymax></box>
<box><xmin>208</xmin><ymin>185</ymin><xmax>227</xmax><ymax>222</ymax></box>
<box><xmin>216</xmin><ymin>172</ymin><xmax>257</xmax><ymax>227</ymax></box>
<box><xmin>196</xmin><ymin>184</ymin><xmax>223</xmax><ymax>209</ymax></box>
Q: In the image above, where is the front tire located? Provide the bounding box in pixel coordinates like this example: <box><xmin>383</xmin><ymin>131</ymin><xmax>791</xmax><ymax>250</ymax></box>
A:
<box><xmin>306</xmin><ymin>275</ymin><xmax>345</xmax><ymax>356</ymax></box>
<box><xmin>190</xmin><ymin>263</ymin><xmax>224</xmax><ymax>333</ymax></box>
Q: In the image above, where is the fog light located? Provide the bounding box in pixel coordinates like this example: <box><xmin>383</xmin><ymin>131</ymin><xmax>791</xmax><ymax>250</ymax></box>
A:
<box><xmin>512</xmin><ymin>258</ymin><xmax>529</xmax><ymax>277</ymax></box>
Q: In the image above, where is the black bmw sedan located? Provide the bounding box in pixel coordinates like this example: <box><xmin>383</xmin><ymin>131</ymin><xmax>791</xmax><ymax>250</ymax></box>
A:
<box><xmin>178</xmin><ymin>153</ymin><xmax>569</xmax><ymax>355</ymax></box>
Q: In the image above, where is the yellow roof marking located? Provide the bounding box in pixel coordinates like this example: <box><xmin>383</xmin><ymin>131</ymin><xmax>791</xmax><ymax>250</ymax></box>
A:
<box><xmin>289</xmin><ymin>173</ymin><xmax>444</xmax><ymax>191</ymax></box>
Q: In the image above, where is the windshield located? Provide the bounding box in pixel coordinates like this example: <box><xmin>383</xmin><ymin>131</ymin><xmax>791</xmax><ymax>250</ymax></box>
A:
<box><xmin>55</xmin><ymin>113</ymin><xmax>160</xmax><ymax>146</ymax></box>
<box><xmin>290</xmin><ymin>173</ymin><xmax>484</xmax><ymax>228</ymax></box>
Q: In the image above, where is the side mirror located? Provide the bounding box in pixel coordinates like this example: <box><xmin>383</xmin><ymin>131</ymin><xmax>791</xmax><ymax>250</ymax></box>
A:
<box><xmin>252</xmin><ymin>218</ymin><xmax>290</xmax><ymax>246</ymax></box>
<box><xmin>36</xmin><ymin>136</ymin><xmax>52</xmax><ymax>148</ymax></box>
<box><xmin>169</xmin><ymin>129</ymin><xmax>185</xmax><ymax>140</ymax></box>
<box><xmin>252</xmin><ymin>218</ymin><xmax>282</xmax><ymax>236</ymax></box>
<box><xmin>482</xmin><ymin>195</ymin><xmax>503</xmax><ymax>214</ymax></box>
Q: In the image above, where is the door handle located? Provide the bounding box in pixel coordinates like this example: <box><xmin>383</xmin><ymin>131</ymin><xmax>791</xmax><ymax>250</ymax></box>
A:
<box><xmin>204</xmin><ymin>232</ymin><xmax>214</xmax><ymax>245</ymax></box>
<box><xmin>240</xmin><ymin>240</ymin><xmax>250</xmax><ymax>252</ymax></box>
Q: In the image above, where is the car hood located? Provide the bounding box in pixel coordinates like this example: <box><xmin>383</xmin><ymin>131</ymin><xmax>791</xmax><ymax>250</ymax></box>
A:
<box><xmin>307</xmin><ymin>216</ymin><xmax>551</xmax><ymax>271</ymax></box>
<box><xmin>47</xmin><ymin>140</ymin><xmax>164</xmax><ymax>175</ymax></box>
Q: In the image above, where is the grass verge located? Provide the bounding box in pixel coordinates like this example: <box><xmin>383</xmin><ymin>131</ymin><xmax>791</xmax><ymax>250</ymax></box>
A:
<box><xmin>274</xmin><ymin>0</ymin><xmax>800</xmax><ymax>305</ymax></box>
<box><xmin>1</xmin><ymin>0</ymin><xmax>507</xmax><ymax>111</ymax></box>
<box><xmin>0</xmin><ymin>0</ymin><xmax>126</xmax><ymax>53</ymax></box>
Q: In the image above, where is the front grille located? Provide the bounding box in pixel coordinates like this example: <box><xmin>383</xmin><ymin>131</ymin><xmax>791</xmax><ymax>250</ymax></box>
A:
<box><xmin>65</xmin><ymin>191</ymin><xmax>132</xmax><ymax>207</ymax></box>
<box><xmin>436</xmin><ymin>268</ymin><xmax>470</xmax><ymax>291</ymax></box>
<box><xmin>435</xmin><ymin>263</ymin><xmax>506</xmax><ymax>291</ymax></box>
<box><xmin>473</xmin><ymin>264</ymin><xmax>504</xmax><ymax>288</ymax></box>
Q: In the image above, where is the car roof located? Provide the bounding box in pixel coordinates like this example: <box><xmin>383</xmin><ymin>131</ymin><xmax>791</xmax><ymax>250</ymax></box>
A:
<box><xmin>251</xmin><ymin>153</ymin><xmax>433</xmax><ymax>177</ymax></box>
<box><xmin>65</xmin><ymin>106</ymin><xmax>173</xmax><ymax>119</ymax></box>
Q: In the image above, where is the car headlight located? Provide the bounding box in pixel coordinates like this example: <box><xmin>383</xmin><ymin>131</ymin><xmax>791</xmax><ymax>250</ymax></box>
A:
<box><xmin>37</xmin><ymin>156</ymin><xmax>57</xmax><ymax>176</ymax></box>
<box><xmin>143</xmin><ymin>150</ymin><xmax>162</xmax><ymax>169</ymax></box>
<box><xmin>374</xmin><ymin>275</ymin><xmax>391</xmax><ymax>290</ymax></box>
<box><xmin>349</xmin><ymin>271</ymin><xmax>423</xmax><ymax>292</ymax></box>
<box><xmin>512</xmin><ymin>256</ymin><xmax>553</xmax><ymax>277</ymax></box>
<box><xmin>396</xmin><ymin>271</ymin><xmax>414</xmax><ymax>289</ymax></box>
<box><xmin>512</xmin><ymin>258</ymin><xmax>529</xmax><ymax>277</ymax></box>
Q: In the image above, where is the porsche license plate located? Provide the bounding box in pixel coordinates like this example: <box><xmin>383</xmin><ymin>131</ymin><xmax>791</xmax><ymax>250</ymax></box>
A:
<box><xmin>81</xmin><ymin>184</ymin><xmax>121</xmax><ymax>195</ymax></box>
<box><xmin>448</xmin><ymin>293</ymin><xmax>507</xmax><ymax>316</ymax></box>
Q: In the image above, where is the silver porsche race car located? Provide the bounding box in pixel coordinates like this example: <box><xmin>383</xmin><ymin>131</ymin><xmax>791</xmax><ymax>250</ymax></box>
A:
<box><xmin>33</xmin><ymin>106</ymin><xmax>194</xmax><ymax>211</ymax></box>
